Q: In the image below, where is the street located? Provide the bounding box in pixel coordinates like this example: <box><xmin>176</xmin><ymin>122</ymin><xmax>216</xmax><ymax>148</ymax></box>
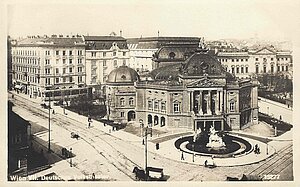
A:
<box><xmin>258</xmin><ymin>97</ymin><xmax>293</xmax><ymax>124</ymax></box>
<box><xmin>9</xmin><ymin>93</ymin><xmax>293</xmax><ymax>181</ymax></box>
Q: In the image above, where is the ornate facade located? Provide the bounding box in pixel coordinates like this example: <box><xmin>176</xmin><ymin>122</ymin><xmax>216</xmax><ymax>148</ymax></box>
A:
<box><xmin>106</xmin><ymin>49</ymin><xmax>259</xmax><ymax>131</ymax></box>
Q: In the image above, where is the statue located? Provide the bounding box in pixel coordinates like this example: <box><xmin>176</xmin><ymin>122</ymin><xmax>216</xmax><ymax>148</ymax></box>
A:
<box><xmin>206</xmin><ymin>125</ymin><xmax>225</xmax><ymax>148</ymax></box>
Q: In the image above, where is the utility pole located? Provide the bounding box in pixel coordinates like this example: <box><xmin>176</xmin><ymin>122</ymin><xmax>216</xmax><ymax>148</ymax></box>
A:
<box><xmin>48</xmin><ymin>92</ymin><xmax>51</xmax><ymax>152</ymax></box>
<box><xmin>144</xmin><ymin>126</ymin><xmax>148</xmax><ymax>181</ymax></box>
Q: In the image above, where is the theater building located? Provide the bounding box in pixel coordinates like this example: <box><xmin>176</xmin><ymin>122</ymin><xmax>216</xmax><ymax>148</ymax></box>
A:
<box><xmin>106</xmin><ymin>49</ymin><xmax>258</xmax><ymax>131</ymax></box>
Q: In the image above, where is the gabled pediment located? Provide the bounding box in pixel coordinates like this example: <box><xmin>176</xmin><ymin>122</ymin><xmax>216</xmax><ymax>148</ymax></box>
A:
<box><xmin>253</xmin><ymin>47</ymin><xmax>276</xmax><ymax>55</ymax></box>
<box><xmin>187</xmin><ymin>78</ymin><xmax>224</xmax><ymax>88</ymax></box>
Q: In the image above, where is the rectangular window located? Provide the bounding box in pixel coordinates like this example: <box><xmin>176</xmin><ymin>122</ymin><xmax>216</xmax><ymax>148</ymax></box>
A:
<box><xmin>63</xmin><ymin>77</ymin><xmax>66</xmax><ymax>83</ymax></box>
<box><xmin>113</xmin><ymin>52</ymin><xmax>117</xmax><ymax>56</ymax></box>
<box><xmin>63</xmin><ymin>59</ymin><xmax>66</xmax><ymax>64</ymax></box>
<box><xmin>236</xmin><ymin>59</ymin><xmax>239</xmax><ymax>62</ymax></box>
<box><xmin>63</xmin><ymin>68</ymin><xmax>66</xmax><ymax>74</ymax></box>
<box><xmin>103</xmin><ymin>52</ymin><xmax>106</xmax><ymax>57</ymax></box>
<box><xmin>78</xmin><ymin>50</ymin><xmax>82</xmax><ymax>56</ymax></box>
<box><xmin>56</xmin><ymin>50</ymin><xmax>59</xmax><ymax>55</ymax></box>
<box><xmin>69</xmin><ymin>77</ymin><xmax>73</xmax><ymax>82</ymax></box>
<box><xmin>69</xmin><ymin>50</ymin><xmax>72</xmax><ymax>56</ymax></box>
<box><xmin>271</xmin><ymin>58</ymin><xmax>273</xmax><ymax>61</ymax></box>
<box><xmin>236</xmin><ymin>67</ymin><xmax>239</xmax><ymax>73</ymax></box>
<box><xmin>123</xmin><ymin>52</ymin><xmax>126</xmax><ymax>56</ymax></box>
<box><xmin>121</xmin><ymin>112</ymin><xmax>125</xmax><ymax>117</ymax></box>
<box><xmin>78</xmin><ymin>59</ymin><xmax>82</xmax><ymax>64</ymax></box>
<box><xmin>63</xmin><ymin>51</ymin><xmax>66</xmax><ymax>56</ymax></box>
<box><xmin>230</xmin><ymin>102</ymin><xmax>234</xmax><ymax>112</ymax></box>
<box><xmin>277</xmin><ymin>65</ymin><xmax>280</xmax><ymax>71</ymax></box>
<box><xmin>161</xmin><ymin>102</ymin><xmax>166</xmax><ymax>112</ymax></box>
<box><xmin>231</xmin><ymin>67</ymin><xmax>234</xmax><ymax>74</ymax></box>
<box><xmin>241</xmin><ymin>59</ymin><xmax>243</xmax><ymax>62</ymax></box>
<box><xmin>231</xmin><ymin>59</ymin><xmax>234</xmax><ymax>62</ymax></box>
<box><xmin>69</xmin><ymin>59</ymin><xmax>72</xmax><ymax>64</ymax></box>
<box><xmin>55</xmin><ymin>77</ymin><xmax>59</xmax><ymax>83</ymax></box>
<box><xmin>91</xmin><ymin>52</ymin><xmax>96</xmax><ymax>57</ymax></box>
<box><xmin>255</xmin><ymin>58</ymin><xmax>259</xmax><ymax>61</ymax></box>
<box><xmin>154</xmin><ymin>101</ymin><xmax>159</xmax><ymax>111</ymax></box>
<box><xmin>56</xmin><ymin>68</ymin><xmax>59</xmax><ymax>74</ymax></box>
<box><xmin>263</xmin><ymin>66</ymin><xmax>267</xmax><ymax>73</ymax></box>
<box><xmin>281</xmin><ymin>66</ymin><xmax>284</xmax><ymax>71</ymax></box>
<box><xmin>285</xmin><ymin>65</ymin><xmax>288</xmax><ymax>71</ymax></box>
<box><xmin>174</xmin><ymin>103</ymin><xmax>180</xmax><ymax>113</ymax></box>
<box><xmin>148</xmin><ymin>100</ymin><xmax>153</xmax><ymax>110</ymax></box>
<box><xmin>69</xmin><ymin>67</ymin><xmax>73</xmax><ymax>73</ymax></box>
<box><xmin>103</xmin><ymin>60</ymin><xmax>107</xmax><ymax>66</ymax></box>
<box><xmin>45</xmin><ymin>59</ymin><xmax>50</xmax><ymax>65</ymax></box>
<box><xmin>241</xmin><ymin>67</ymin><xmax>244</xmax><ymax>73</ymax></box>
<box><xmin>78</xmin><ymin>67</ymin><xmax>82</xmax><ymax>72</ymax></box>
<box><xmin>78</xmin><ymin>76</ymin><xmax>82</xmax><ymax>82</ymax></box>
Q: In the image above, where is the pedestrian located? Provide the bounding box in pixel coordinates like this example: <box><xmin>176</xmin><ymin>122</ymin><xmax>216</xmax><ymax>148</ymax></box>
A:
<box><xmin>181</xmin><ymin>151</ymin><xmax>185</xmax><ymax>160</ymax></box>
<box><xmin>88</xmin><ymin>122</ymin><xmax>91</xmax><ymax>128</ymax></box>
<box><xmin>280</xmin><ymin>115</ymin><xmax>282</xmax><ymax>120</ymax></box>
<box><xmin>257</xmin><ymin>147</ymin><xmax>260</xmax><ymax>154</ymax></box>
<box><xmin>52</xmin><ymin>110</ymin><xmax>55</xmax><ymax>114</ymax></box>
<box><xmin>204</xmin><ymin>160</ymin><xmax>208</xmax><ymax>167</ymax></box>
<box><xmin>142</xmin><ymin>139</ymin><xmax>145</xmax><ymax>145</ymax></box>
<box><xmin>92</xmin><ymin>173</ymin><xmax>95</xmax><ymax>181</ymax></box>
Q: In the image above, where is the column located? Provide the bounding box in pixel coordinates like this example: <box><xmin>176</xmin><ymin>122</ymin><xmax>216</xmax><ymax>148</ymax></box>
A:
<box><xmin>190</xmin><ymin>91</ymin><xmax>194</xmax><ymax>112</ymax></box>
<box><xmin>221</xmin><ymin>120</ymin><xmax>224</xmax><ymax>131</ymax></box>
<box><xmin>220</xmin><ymin>90</ymin><xmax>223</xmax><ymax>114</ymax></box>
<box><xmin>199</xmin><ymin>90</ymin><xmax>203</xmax><ymax>115</ymax></box>
<box><xmin>207</xmin><ymin>90</ymin><xmax>212</xmax><ymax>115</ymax></box>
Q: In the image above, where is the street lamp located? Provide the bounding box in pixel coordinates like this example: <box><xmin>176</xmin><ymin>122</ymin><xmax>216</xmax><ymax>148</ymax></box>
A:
<box><xmin>70</xmin><ymin>147</ymin><xmax>73</xmax><ymax>167</ymax></box>
<box><xmin>266</xmin><ymin>138</ymin><xmax>269</xmax><ymax>155</ymax></box>
<box><xmin>139</xmin><ymin>119</ymin><xmax>144</xmax><ymax>137</ymax></box>
<box><xmin>48</xmin><ymin>92</ymin><xmax>52</xmax><ymax>153</ymax></box>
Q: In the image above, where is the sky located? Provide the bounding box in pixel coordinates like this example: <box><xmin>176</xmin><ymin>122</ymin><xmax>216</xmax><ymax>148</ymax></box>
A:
<box><xmin>5</xmin><ymin>0</ymin><xmax>300</xmax><ymax>43</ymax></box>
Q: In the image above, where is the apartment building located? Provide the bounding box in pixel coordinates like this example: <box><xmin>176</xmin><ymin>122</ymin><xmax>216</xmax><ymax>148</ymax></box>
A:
<box><xmin>11</xmin><ymin>35</ymin><xmax>89</xmax><ymax>101</ymax></box>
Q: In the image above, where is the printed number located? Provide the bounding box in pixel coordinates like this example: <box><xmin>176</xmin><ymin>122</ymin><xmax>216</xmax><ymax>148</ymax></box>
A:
<box><xmin>263</xmin><ymin>174</ymin><xmax>280</xmax><ymax>180</ymax></box>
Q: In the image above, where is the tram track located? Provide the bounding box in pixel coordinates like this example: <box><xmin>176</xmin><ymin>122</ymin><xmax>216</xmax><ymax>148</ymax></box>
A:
<box><xmin>247</xmin><ymin>143</ymin><xmax>293</xmax><ymax>179</ymax></box>
<box><xmin>11</xmin><ymin>95</ymin><xmax>142</xmax><ymax>181</ymax></box>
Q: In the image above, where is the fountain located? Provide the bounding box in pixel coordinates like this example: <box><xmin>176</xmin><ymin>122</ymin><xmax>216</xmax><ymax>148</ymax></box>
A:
<box><xmin>206</xmin><ymin>125</ymin><xmax>225</xmax><ymax>148</ymax></box>
<box><xmin>175</xmin><ymin>125</ymin><xmax>253</xmax><ymax>158</ymax></box>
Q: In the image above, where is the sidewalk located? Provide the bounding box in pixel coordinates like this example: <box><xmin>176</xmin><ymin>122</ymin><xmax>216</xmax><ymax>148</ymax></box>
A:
<box><xmin>12</xmin><ymin>91</ymin><xmax>294</xmax><ymax>169</ymax></box>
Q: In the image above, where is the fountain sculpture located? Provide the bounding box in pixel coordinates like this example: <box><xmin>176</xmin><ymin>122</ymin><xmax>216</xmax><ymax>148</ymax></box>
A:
<box><xmin>206</xmin><ymin>125</ymin><xmax>225</xmax><ymax>148</ymax></box>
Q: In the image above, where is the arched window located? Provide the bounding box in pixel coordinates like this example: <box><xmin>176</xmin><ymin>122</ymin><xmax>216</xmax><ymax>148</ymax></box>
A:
<box><xmin>129</xmin><ymin>97</ymin><xmax>134</xmax><ymax>106</ymax></box>
<box><xmin>120</xmin><ymin>98</ymin><xmax>125</xmax><ymax>106</ymax></box>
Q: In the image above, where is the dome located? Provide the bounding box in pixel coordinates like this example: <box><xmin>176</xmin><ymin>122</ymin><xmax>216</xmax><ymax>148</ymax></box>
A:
<box><xmin>107</xmin><ymin>66</ymin><xmax>140</xmax><ymax>84</ymax></box>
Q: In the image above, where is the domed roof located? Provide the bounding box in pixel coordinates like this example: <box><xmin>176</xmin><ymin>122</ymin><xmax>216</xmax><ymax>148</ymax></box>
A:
<box><xmin>107</xmin><ymin>66</ymin><xmax>140</xmax><ymax>84</ymax></box>
<box><xmin>181</xmin><ymin>50</ymin><xmax>225</xmax><ymax>76</ymax></box>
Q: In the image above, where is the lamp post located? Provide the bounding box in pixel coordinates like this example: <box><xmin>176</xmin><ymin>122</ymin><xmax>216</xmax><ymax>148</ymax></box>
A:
<box><xmin>70</xmin><ymin>147</ymin><xmax>73</xmax><ymax>167</ymax></box>
<box><xmin>48</xmin><ymin>92</ymin><xmax>51</xmax><ymax>153</ymax></box>
<box><xmin>144</xmin><ymin>126</ymin><xmax>148</xmax><ymax>181</ymax></box>
<box><xmin>266</xmin><ymin>138</ymin><xmax>268</xmax><ymax>155</ymax></box>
